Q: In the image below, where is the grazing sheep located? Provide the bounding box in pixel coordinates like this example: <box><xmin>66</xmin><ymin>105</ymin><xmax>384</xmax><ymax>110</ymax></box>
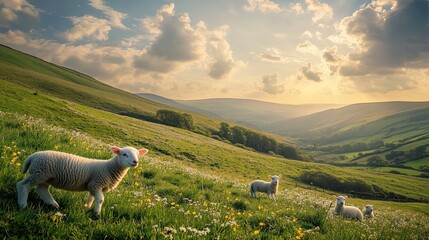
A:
<box><xmin>334</xmin><ymin>196</ymin><xmax>363</xmax><ymax>221</ymax></box>
<box><xmin>17</xmin><ymin>146</ymin><xmax>148</xmax><ymax>215</ymax></box>
<box><xmin>363</xmin><ymin>204</ymin><xmax>374</xmax><ymax>218</ymax></box>
<box><xmin>250</xmin><ymin>175</ymin><xmax>280</xmax><ymax>201</ymax></box>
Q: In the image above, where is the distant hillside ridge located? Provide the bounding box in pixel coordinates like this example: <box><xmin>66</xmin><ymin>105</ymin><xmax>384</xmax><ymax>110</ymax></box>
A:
<box><xmin>138</xmin><ymin>94</ymin><xmax>342</xmax><ymax>129</ymax></box>
<box><xmin>269</xmin><ymin>101</ymin><xmax>429</xmax><ymax>137</ymax></box>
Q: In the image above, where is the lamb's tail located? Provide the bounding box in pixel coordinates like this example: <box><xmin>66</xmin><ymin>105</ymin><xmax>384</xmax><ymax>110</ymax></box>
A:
<box><xmin>22</xmin><ymin>154</ymin><xmax>33</xmax><ymax>174</ymax></box>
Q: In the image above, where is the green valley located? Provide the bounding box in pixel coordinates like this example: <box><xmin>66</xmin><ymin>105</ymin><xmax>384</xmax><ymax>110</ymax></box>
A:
<box><xmin>1</xmin><ymin>44</ymin><xmax>429</xmax><ymax>239</ymax></box>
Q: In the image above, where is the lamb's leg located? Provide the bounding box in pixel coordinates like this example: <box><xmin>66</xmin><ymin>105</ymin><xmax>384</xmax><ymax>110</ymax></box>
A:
<box><xmin>36</xmin><ymin>183</ymin><xmax>59</xmax><ymax>208</ymax></box>
<box><xmin>92</xmin><ymin>190</ymin><xmax>104</xmax><ymax>215</ymax></box>
<box><xmin>16</xmin><ymin>178</ymin><xmax>32</xmax><ymax>209</ymax></box>
<box><xmin>272</xmin><ymin>194</ymin><xmax>276</xmax><ymax>201</ymax></box>
<box><xmin>86</xmin><ymin>193</ymin><xmax>95</xmax><ymax>208</ymax></box>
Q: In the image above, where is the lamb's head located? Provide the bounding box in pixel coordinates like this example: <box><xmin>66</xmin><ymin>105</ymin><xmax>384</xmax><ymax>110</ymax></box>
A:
<box><xmin>336</xmin><ymin>196</ymin><xmax>346</xmax><ymax>206</ymax></box>
<box><xmin>364</xmin><ymin>205</ymin><xmax>373</xmax><ymax>213</ymax></box>
<box><xmin>112</xmin><ymin>146</ymin><xmax>149</xmax><ymax>168</ymax></box>
<box><xmin>269</xmin><ymin>175</ymin><xmax>280</xmax><ymax>186</ymax></box>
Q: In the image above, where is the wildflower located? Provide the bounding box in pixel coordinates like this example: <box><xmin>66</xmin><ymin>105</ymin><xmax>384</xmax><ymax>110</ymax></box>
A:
<box><xmin>253</xmin><ymin>230</ymin><xmax>260</xmax><ymax>236</ymax></box>
<box><xmin>15</xmin><ymin>162</ymin><xmax>21</xmax><ymax>167</ymax></box>
<box><xmin>259</xmin><ymin>222</ymin><xmax>265</xmax><ymax>227</ymax></box>
<box><xmin>233</xmin><ymin>227</ymin><xmax>237</xmax><ymax>232</ymax></box>
<box><xmin>170</xmin><ymin>202</ymin><xmax>176</xmax><ymax>206</ymax></box>
<box><xmin>54</xmin><ymin>146</ymin><xmax>59</xmax><ymax>150</ymax></box>
<box><xmin>12</xmin><ymin>152</ymin><xmax>17</xmax><ymax>157</ymax></box>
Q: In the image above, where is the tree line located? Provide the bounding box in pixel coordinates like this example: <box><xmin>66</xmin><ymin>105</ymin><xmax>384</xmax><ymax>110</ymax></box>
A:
<box><xmin>156</xmin><ymin>110</ymin><xmax>194</xmax><ymax>130</ymax></box>
<box><xmin>217</xmin><ymin>122</ymin><xmax>303</xmax><ymax>160</ymax></box>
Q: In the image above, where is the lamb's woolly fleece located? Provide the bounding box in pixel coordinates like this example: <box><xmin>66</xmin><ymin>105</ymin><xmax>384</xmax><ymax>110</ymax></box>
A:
<box><xmin>17</xmin><ymin>146</ymin><xmax>148</xmax><ymax>215</ymax></box>
<box><xmin>334</xmin><ymin>196</ymin><xmax>363</xmax><ymax>221</ymax></box>
<box><xmin>250</xmin><ymin>175</ymin><xmax>280</xmax><ymax>201</ymax></box>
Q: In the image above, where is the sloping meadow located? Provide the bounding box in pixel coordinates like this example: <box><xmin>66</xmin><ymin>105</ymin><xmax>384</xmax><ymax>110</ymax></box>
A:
<box><xmin>1</xmin><ymin>112</ymin><xmax>429</xmax><ymax>239</ymax></box>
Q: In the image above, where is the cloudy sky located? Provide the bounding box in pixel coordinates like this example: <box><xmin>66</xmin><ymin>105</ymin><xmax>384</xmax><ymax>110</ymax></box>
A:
<box><xmin>0</xmin><ymin>0</ymin><xmax>428</xmax><ymax>104</ymax></box>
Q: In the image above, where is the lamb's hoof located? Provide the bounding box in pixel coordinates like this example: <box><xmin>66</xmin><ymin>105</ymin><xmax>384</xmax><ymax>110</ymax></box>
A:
<box><xmin>89</xmin><ymin>211</ymin><xmax>100</xmax><ymax>220</ymax></box>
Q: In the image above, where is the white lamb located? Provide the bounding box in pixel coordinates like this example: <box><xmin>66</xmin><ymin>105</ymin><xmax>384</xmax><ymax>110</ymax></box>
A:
<box><xmin>250</xmin><ymin>175</ymin><xmax>280</xmax><ymax>201</ymax></box>
<box><xmin>334</xmin><ymin>196</ymin><xmax>363</xmax><ymax>221</ymax></box>
<box><xmin>363</xmin><ymin>204</ymin><xmax>374</xmax><ymax>218</ymax></box>
<box><xmin>17</xmin><ymin>146</ymin><xmax>148</xmax><ymax>215</ymax></box>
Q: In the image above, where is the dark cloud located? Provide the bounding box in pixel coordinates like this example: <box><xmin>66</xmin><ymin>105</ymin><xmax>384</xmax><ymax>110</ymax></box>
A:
<box><xmin>339</xmin><ymin>0</ymin><xmax>429</xmax><ymax>76</ymax></box>
<box><xmin>298</xmin><ymin>63</ymin><xmax>322</xmax><ymax>82</ymax></box>
<box><xmin>133</xmin><ymin>4</ymin><xmax>205</xmax><ymax>74</ymax></box>
<box><xmin>261</xmin><ymin>73</ymin><xmax>285</xmax><ymax>94</ymax></box>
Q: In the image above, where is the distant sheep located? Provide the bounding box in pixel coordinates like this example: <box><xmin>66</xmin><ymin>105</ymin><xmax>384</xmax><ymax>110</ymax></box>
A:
<box><xmin>363</xmin><ymin>204</ymin><xmax>374</xmax><ymax>218</ymax></box>
<box><xmin>334</xmin><ymin>196</ymin><xmax>363</xmax><ymax>221</ymax></box>
<box><xmin>17</xmin><ymin>146</ymin><xmax>148</xmax><ymax>215</ymax></box>
<box><xmin>250</xmin><ymin>175</ymin><xmax>280</xmax><ymax>201</ymax></box>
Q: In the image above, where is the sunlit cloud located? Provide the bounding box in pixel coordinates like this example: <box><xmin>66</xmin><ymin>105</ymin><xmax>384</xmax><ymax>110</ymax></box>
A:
<box><xmin>89</xmin><ymin>0</ymin><xmax>128</xmax><ymax>30</ymax></box>
<box><xmin>62</xmin><ymin>15</ymin><xmax>111</xmax><ymax>42</ymax></box>
<box><xmin>244</xmin><ymin>0</ymin><xmax>304</xmax><ymax>14</ymax></box>
<box><xmin>253</xmin><ymin>48</ymin><xmax>302</xmax><ymax>63</ymax></box>
<box><xmin>296</xmin><ymin>40</ymin><xmax>320</xmax><ymax>55</ymax></box>
<box><xmin>305</xmin><ymin>0</ymin><xmax>333</xmax><ymax>22</ymax></box>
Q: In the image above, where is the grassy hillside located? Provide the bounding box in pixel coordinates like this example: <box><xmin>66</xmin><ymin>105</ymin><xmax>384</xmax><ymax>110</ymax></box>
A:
<box><xmin>0</xmin><ymin>44</ymin><xmax>222</xmax><ymax>133</ymax></box>
<box><xmin>307</xmin><ymin>107</ymin><xmax>429</xmax><ymax>169</ymax></box>
<box><xmin>2</xmin><ymin>112</ymin><xmax>428</xmax><ymax>239</ymax></box>
<box><xmin>1</xmin><ymin>44</ymin><xmax>429</xmax><ymax>238</ymax></box>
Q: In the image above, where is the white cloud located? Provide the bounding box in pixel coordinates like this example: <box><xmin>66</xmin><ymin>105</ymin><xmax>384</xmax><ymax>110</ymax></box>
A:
<box><xmin>261</xmin><ymin>73</ymin><xmax>285</xmax><ymax>94</ymax></box>
<box><xmin>301</xmin><ymin>31</ymin><xmax>313</xmax><ymax>39</ymax></box>
<box><xmin>244</xmin><ymin>0</ymin><xmax>282</xmax><ymax>13</ymax></box>
<box><xmin>62</xmin><ymin>15</ymin><xmax>111</xmax><ymax>42</ymax></box>
<box><xmin>134</xmin><ymin>3</ymin><xmax>206</xmax><ymax>75</ymax></box>
<box><xmin>135</xmin><ymin>3</ymin><xmax>242</xmax><ymax>79</ymax></box>
<box><xmin>89</xmin><ymin>0</ymin><xmax>128</xmax><ymax>29</ymax></box>
<box><xmin>305</xmin><ymin>0</ymin><xmax>333</xmax><ymax>22</ymax></box>
<box><xmin>253</xmin><ymin>48</ymin><xmax>302</xmax><ymax>63</ymax></box>
<box><xmin>0</xmin><ymin>0</ymin><xmax>39</xmax><ymax>26</ymax></box>
<box><xmin>244</xmin><ymin>0</ymin><xmax>304</xmax><ymax>14</ymax></box>
<box><xmin>296</xmin><ymin>40</ymin><xmax>320</xmax><ymax>55</ymax></box>
<box><xmin>298</xmin><ymin>63</ymin><xmax>322</xmax><ymax>82</ymax></box>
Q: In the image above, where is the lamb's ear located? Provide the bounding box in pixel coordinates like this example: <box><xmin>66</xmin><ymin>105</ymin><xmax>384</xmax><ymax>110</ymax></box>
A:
<box><xmin>139</xmin><ymin>148</ymin><xmax>149</xmax><ymax>156</ymax></box>
<box><xmin>268</xmin><ymin>175</ymin><xmax>272</xmax><ymax>179</ymax></box>
<box><xmin>111</xmin><ymin>146</ymin><xmax>121</xmax><ymax>154</ymax></box>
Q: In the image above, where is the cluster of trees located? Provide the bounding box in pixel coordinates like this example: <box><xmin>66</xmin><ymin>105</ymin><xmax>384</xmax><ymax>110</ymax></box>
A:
<box><xmin>156</xmin><ymin>110</ymin><xmax>194</xmax><ymax>131</ymax></box>
<box><xmin>217</xmin><ymin>122</ymin><xmax>303</xmax><ymax>160</ymax></box>
<box><xmin>298</xmin><ymin>171</ymin><xmax>416</xmax><ymax>201</ymax></box>
<box><xmin>319</xmin><ymin>140</ymin><xmax>384</xmax><ymax>153</ymax></box>
<box><xmin>367</xmin><ymin>155</ymin><xmax>390</xmax><ymax>167</ymax></box>
<box><xmin>385</xmin><ymin>145</ymin><xmax>428</xmax><ymax>164</ymax></box>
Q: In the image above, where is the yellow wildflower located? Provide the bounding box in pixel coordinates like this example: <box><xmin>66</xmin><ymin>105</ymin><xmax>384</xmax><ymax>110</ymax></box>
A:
<box><xmin>12</xmin><ymin>152</ymin><xmax>17</xmax><ymax>157</ymax></box>
<box><xmin>54</xmin><ymin>146</ymin><xmax>59</xmax><ymax>150</ymax></box>
<box><xmin>259</xmin><ymin>222</ymin><xmax>265</xmax><ymax>227</ymax></box>
<box><xmin>253</xmin><ymin>230</ymin><xmax>260</xmax><ymax>235</ymax></box>
<box><xmin>15</xmin><ymin>162</ymin><xmax>21</xmax><ymax>167</ymax></box>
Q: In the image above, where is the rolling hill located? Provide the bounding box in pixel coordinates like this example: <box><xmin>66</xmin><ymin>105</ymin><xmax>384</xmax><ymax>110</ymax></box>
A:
<box><xmin>1</xmin><ymin>44</ymin><xmax>429</xmax><ymax>238</ymax></box>
<box><xmin>269</xmin><ymin>101</ymin><xmax>429</xmax><ymax>138</ymax></box>
<box><xmin>138</xmin><ymin>93</ymin><xmax>342</xmax><ymax>129</ymax></box>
